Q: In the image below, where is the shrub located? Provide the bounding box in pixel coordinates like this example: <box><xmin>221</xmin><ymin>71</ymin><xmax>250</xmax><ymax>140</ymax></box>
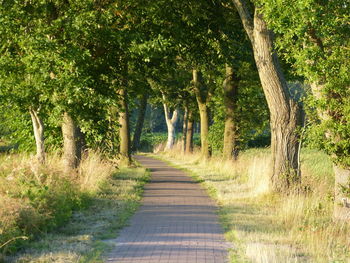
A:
<box><xmin>138</xmin><ymin>132</ymin><xmax>168</xmax><ymax>152</ymax></box>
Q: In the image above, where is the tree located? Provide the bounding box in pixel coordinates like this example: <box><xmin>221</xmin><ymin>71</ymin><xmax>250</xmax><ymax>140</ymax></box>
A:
<box><xmin>162</xmin><ymin>93</ymin><xmax>179</xmax><ymax>150</ymax></box>
<box><xmin>132</xmin><ymin>92</ymin><xmax>149</xmax><ymax>152</ymax></box>
<box><xmin>0</xmin><ymin>1</ymin><xmax>136</xmax><ymax>168</ymax></box>
<box><xmin>229</xmin><ymin>0</ymin><xmax>302</xmax><ymax>191</ymax></box>
<box><xmin>0</xmin><ymin>1</ymin><xmax>58</xmax><ymax>163</ymax></box>
<box><xmin>222</xmin><ymin>64</ymin><xmax>239</xmax><ymax>160</ymax></box>
<box><xmin>62</xmin><ymin>112</ymin><xmax>81</xmax><ymax>173</ymax></box>
<box><xmin>192</xmin><ymin>69</ymin><xmax>211</xmax><ymax>159</ymax></box>
<box><xmin>118</xmin><ymin>87</ymin><xmax>131</xmax><ymax>165</ymax></box>
<box><xmin>261</xmin><ymin>0</ymin><xmax>350</xmax><ymax>219</ymax></box>
<box><xmin>185</xmin><ymin>108</ymin><xmax>195</xmax><ymax>154</ymax></box>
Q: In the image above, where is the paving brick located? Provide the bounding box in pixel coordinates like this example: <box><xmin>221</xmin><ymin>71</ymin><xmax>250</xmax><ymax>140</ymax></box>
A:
<box><xmin>106</xmin><ymin>155</ymin><xmax>230</xmax><ymax>263</ymax></box>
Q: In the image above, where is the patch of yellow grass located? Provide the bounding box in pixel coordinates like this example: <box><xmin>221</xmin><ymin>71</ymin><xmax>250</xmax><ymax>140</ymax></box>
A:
<box><xmin>0</xmin><ymin>151</ymin><xmax>117</xmax><ymax>256</ymax></box>
<box><xmin>8</xmin><ymin>167</ymin><xmax>149</xmax><ymax>263</ymax></box>
<box><xmin>77</xmin><ymin>152</ymin><xmax>117</xmax><ymax>193</ymax></box>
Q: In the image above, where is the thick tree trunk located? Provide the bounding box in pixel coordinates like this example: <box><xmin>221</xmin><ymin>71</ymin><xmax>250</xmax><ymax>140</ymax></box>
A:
<box><xmin>132</xmin><ymin>93</ymin><xmax>148</xmax><ymax>152</ymax></box>
<box><xmin>182</xmin><ymin>107</ymin><xmax>188</xmax><ymax>152</ymax></box>
<box><xmin>253</xmin><ymin>11</ymin><xmax>301</xmax><ymax>190</ymax></box>
<box><xmin>29</xmin><ymin>108</ymin><xmax>45</xmax><ymax>164</ymax></box>
<box><xmin>62</xmin><ymin>112</ymin><xmax>80</xmax><ymax>173</ymax></box>
<box><xmin>118</xmin><ymin>88</ymin><xmax>131</xmax><ymax>165</ymax></box>
<box><xmin>162</xmin><ymin>97</ymin><xmax>179</xmax><ymax>150</ymax></box>
<box><xmin>193</xmin><ymin>69</ymin><xmax>210</xmax><ymax>159</ymax></box>
<box><xmin>223</xmin><ymin>65</ymin><xmax>239</xmax><ymax>160</ymax></box>
<box><xmin>185</xmin><ymin>110</ymin><xmax>194</xmax><ymax>154</ymax></box>
<box><xmin>232</xmin><ymin>0</ymin><xmax>301</xmax><ymax>191</ymax></box>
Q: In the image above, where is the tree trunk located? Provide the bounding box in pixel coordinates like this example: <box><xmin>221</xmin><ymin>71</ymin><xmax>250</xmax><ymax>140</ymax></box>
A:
<box><xmin>223</xmin><ymin>65</ymin><xmax>239</xmax><ymax>160</ymax></box>
<box><xmin>118</xmin><ymin>88</ymin><xmax>131</xmax><ymax>166</ymax></box>
<box><xmin>185</xmin><ymin>110</ymin><xmax>194</xmax><ymax>154</ymax></box>
<box><xmin>253</xmin><ymin>11</ymin><xmax>301</xmax><ymax>190</ymax></box>
<box><xmin>162</xmin><ymin>95</ymin><xmax>179</xmax><ymax>150</ymax></box>
<box><xmin>232</xmin><ymin>0</ymin><xmax>301</xmax><ymax>191</ymax></box>
<box><xmin>193</xmin><ymin>69</ymin><xmax>210</xmax><ymax>159</ymax></box>
<box><xmin>165</xmin><ymin>120</ymin><xmax>176</xmax><ymax>150</ymax></box>
<box><xmin>29</xmin><ymin>108</ymin><xmax>45</xmax><ymax>164</ymax></box>
<box><xmin>62</xmin><ymin>112</ymin><xmax>80</xmax><ymax>173</ymax></box>
<box><xmin>182</xmin><ymin>106</ymin><xmax>188</xmax><ymax>152</ymax></box>
<box><xmin>132</xmin><ymin>93</ymin><xmax>148</xmax><ymax>152</ymax></box>
<box><xmin>198</xmin><ymin>103</ymin><xmax>210</xmax><ymax>159</ymax></box>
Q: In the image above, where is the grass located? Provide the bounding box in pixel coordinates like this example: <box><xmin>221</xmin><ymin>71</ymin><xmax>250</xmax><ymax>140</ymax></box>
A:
<box><xmin>156</xmin><ymin>143</ymin><xmax>350</xmax><ymax>263</ymax></box>
<box><xmin>0</xmin><ymin>152</ymin><xmax>150</xmax><ymax>263</ymax></box>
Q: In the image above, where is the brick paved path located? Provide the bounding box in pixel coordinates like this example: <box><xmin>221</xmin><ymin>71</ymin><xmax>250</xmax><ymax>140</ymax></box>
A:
<box><xmin>106</xmin><ymin>155</ymin><xmax>230</xmax><ymax>263</ymax></box>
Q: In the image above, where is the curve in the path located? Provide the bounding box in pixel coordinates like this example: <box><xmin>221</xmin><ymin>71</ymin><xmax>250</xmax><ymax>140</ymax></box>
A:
<box><xmin>106</xmin><ymin>155</ymin><xmax>231</xmax><ymax>263</ymax></box>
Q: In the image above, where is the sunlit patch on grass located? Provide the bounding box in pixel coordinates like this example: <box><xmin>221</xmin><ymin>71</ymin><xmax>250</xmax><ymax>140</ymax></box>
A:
<box><xmin>0</xmin><ymin>152</ymin><xmax>149</xmax><ymax>263</ymax></box>
<box><xmin>156</xmin><ymin>143</ymin><xmax>350</xmax><ymax>262</ymax></box>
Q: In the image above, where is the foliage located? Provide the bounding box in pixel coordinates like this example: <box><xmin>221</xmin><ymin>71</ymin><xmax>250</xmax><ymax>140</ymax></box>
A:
<box><xmin>0</xmin><ymin>0</ymin><xmax>136</xmax><ymax>153</ymax></box>
<box><xmin>0</xmin><ymin>105</ymin><xmax>63</xmax><ymax>152</ymax></box>
<box><xmin>209</xmin><ymin>62</ymin><xmax>270</xmax><ymax>152</ymax></box>
<box><xmin>260</xmin><ymin>0</ymin><xmax>350</xmax><ymax>167</ymax></box>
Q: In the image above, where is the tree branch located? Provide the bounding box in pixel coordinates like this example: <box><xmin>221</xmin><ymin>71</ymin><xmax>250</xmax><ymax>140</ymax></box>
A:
<box><xmin>231</xmin><ymin>0</ymin><xmax>254</xmax><ymax>43</ymax></box>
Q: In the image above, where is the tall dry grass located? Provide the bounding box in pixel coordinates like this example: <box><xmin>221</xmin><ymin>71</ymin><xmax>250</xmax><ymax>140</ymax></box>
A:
<box><xmin>157</xmin><ymin>142</ymin><xmax>350</xmax><ymax>262</ymax></box>
<box><xmin>0</xmin><ymin>151</ymin><xmax>117</xmax><ymax>257</ymax></box>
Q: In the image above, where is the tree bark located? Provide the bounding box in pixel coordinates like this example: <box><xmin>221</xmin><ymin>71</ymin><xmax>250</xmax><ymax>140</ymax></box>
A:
<box><xmin>223</xmin><ymin>65</ymin><xmax>239</xmax><ymax>160</ymax></box>
<box><xmin>118</xmin><ymin>88</ymin><xmax>131</xmax><ymax>165</ymax></box>
<box><xmin>185</xmin><ymin>110</ymin><xmax>194</xmax><ymax>154</ymax></box>
<box><xmin>162</xmin><ymin>94</ymin><xmax>179</xmax><ymax>150</ymax></box>
<box><xmin>193</xmin><ymin>69</ymin><xmax>210</xmax><ymax>159</ymax></box>
<box><xmin>232</xmin><ymin>0</ymin><xmax>301</xmax><ymax>191</ymax></box>
<box><xmin>29</xmin><ymin>108</ymin><xmax>45</xmax><ymax>164</ymax></box>
<box><xmin>254</xmin><ymin>11</ymin><xmax>301</xmax><ymax>190</ymax></box>
<box><xmin>198</xmin><ymin>103</ymin><xmax>210</xmax><ymax>159</ymax></box>
<box><xmin>62</xmin><ymin>112</ymin><xmax>80</xmax><ymax>173</ymax></box>
<box><xmin>132</xmin><ymin>93</ymin><xmax>148</xmax><ymax>152</ymax></box>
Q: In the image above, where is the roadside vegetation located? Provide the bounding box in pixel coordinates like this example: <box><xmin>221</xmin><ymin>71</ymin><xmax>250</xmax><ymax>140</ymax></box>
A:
<box><xmin>156</xmin><ymin>143</ymin><xmax>350</xmax><ymax>262</ymax></box>
<box><xmin>0</xmin><ymin>151</ymin><xmax>149</xmax><ymax>263</ymax></box>
<box><xmin>0</xmin><ymin>1</ymin><xmax>349</xmax><ymax>262</ymax></box>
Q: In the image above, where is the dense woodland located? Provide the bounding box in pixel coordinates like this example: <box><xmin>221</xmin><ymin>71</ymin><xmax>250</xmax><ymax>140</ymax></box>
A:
<box><xmin>0</xmin><ymin>0</ymin><xmax>349</xmax><ymax>261</ymax></box>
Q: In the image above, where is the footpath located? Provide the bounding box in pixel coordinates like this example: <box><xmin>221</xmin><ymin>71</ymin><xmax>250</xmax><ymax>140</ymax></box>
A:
<box><xmin>106</xmin><ymin>155</ymin><xmax>230</xmax><ymax>263</ymax></box>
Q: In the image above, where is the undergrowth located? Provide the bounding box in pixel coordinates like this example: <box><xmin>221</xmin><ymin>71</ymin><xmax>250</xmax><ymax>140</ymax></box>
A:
<box><xmin>0</xmin><ymin>152</ymin><xmax>149</xmax><ymax>263</ymax></box>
